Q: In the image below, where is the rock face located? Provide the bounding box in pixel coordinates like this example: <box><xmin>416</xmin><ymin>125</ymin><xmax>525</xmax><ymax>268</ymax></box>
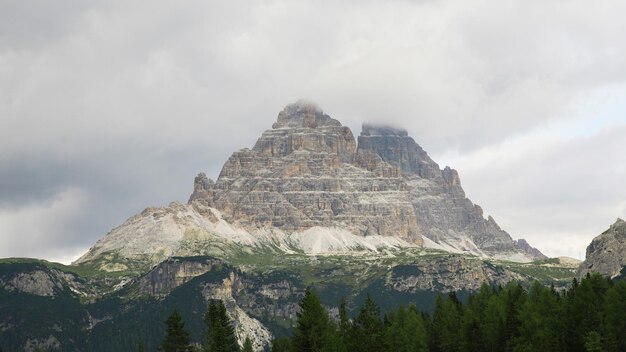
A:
<box><xmin>388</xmin><ymin>256</ymin><xmax>527</xmax><ymax>292</ymax></box>
<box><xmin>190</xmin><ymin>102</ymin><xmax>422</xmax><ymax>245</ymax></box>
<box><xmin>356</xmin><ymin>124</ymin><xmax>542</xmax><ymax>260</ymax></box>
<box><xmin>578</xmin><ymin>218</ymin><xmax>626</xmax><ymax>279</ymax></box>
<box><xmin>79</xmin><ymin>100</ymin><xmax>543</xmax><ymax>269</ymax></box>
<box><xmin>137</xmin><ymin>257</ymin><xmax>217</xmax><ymax>296</ymax></box>
<box><xmin>516</xmin><ymin>239</ymin><xmax>547</xmax><ymax>260</ymax></box>
<box><xmin>0</xmin><ymin>263</ymin><xmax>90</xmax><ymax>297</ymax></box>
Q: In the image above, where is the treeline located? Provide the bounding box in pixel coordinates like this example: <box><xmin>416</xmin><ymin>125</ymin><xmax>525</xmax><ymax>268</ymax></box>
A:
<box><xmin>156</xmin><ymin>273</ymin><xmax>626</xmax><ymax>352</ymax></box>
<box><xmin>273</xmin><ymin>273</ymin><xmax>626</xmax><ymax>352</ymax></box>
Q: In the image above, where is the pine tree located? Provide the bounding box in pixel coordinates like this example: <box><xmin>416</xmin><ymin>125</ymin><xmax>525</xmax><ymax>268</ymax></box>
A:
<box><xmin>384</xmin><ymin>305</ymin><xmax>427</xmax><ymax>352</ymax></box>
<box><xmin>241</xmin><ymin>337</ymin><xmax>254</xmax><ymax>352</ymax></box>
<box><xmin>431</xmin><ymin>294</ymin><xmax>462</xmax><ymax>352</ymax></box>
<box><xmin>584</xmin><ymin>331</ymin><xmax>603</xmax><ymax>352</ymax></box>
<box><xmin>603</xmin><ymin>280</ymin><xmax>626</xmax><ymax>352</ymax></box>
<box><xmin>204</xmin><ymin>299</ymin><xmax>239</xmax><ymax>352</ymax></box>
<box><xmin>338</xmin><ymin>297</ymin><xmax>349</xmax><ymax>338</ymax></box>
<box><xmin>161</xmin><ymin>310</ymin><xmax>191</xmax><ymax>352</ymax></box>
<box><xmin>347</xmin><ymin>295</ymin><xmax>384</xmax><ymax>352</ymax></box>
<box><xmin>512</xmin><ymin>281</ymin><xmax>563</xmax><ymax>352</ymax></box>
<box><xmin>292</xmin><ymin>287</ymin><xmax>334</xmax><ymax>352</ymax></box>
<box><xmin>271</xmin><ymin>337</ymin><xmax>292</xmax><ymax>352</ymax></box>
<box><xmin>564</xmin><ymin>273</ymin><xmax>610</xmax><ymax>352</ymax></box>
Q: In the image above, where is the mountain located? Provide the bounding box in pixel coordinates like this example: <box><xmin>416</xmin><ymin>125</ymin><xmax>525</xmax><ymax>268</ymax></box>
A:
<box><xmin>76</xmin><ymin>101</ymin><xmax>543</xmax><ymax>272</ymax></box>
<box><xmin>356</xmin><ymin>124</ymin><xmax>545</xmax><ymax>261</ymax></box>
<box><xmin>0</xmin><ymin>101</ymin><xmax>563</xmax><ymax>351</ymax></box>
<box><xmin>578</xmin><ymin>218</ymin><xmax>626</xmax><ymax>279</ymax></box>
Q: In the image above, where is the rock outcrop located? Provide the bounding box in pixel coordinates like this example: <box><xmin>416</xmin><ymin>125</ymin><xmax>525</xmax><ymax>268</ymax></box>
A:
<box><xmin>190</xmin><ymin>101</ymin><xmax>422</xmax><ymax>245</ymax></box>
<box><xmin>577</xmin><ymin>218</ymin><xmax>626</xmax><ymax>279</ymax></box>
<box><xmin>516</xmin><ymin>239</ymin><xmax>547</xmax><ymax>260</ymax></box>
<box><xmin>356</xmin><ymin>124</ymin><xmax>542</xmax><ymax>260</ymax></box>
<box><xmin>388</xmin><ymin>256</ymin><xmax>527</xmax><ymax>292</ymax></box>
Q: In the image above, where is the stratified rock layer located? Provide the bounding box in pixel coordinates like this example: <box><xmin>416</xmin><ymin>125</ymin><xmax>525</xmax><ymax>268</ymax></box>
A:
<box><xmin>578</xmin><ymin>218</ymin><xmax>626</xmax><ymax>279</ymax></box>
<box><xmin>190</xmin><ymin>102</ymin><xmax>422</xmax><ymax>245</ymax></box>
<box><xmin>81</xmin><ymin>100</ymin><xmax>544</xmax><ymax>267</ymax></box>
<box><xmin>356</xmin><ymin>124</ymin><xmax>543</xmax><ymax>259</ymax></box>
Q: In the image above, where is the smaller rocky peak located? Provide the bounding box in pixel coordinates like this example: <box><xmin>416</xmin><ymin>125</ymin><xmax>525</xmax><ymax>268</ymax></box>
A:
<box><xmin>272</xmin><ymin>100</ymin><xmax>341</xmax><ymax>129</ymax></box>
<box><xmin>577</xmin><ymin>218</ymin><xmax>626</xmax><ymax>279</ymax></box>
<box><xmin>189</xmin><ymin>172</ymin><xmax>216</xmax><ymax>206</ymax></box>
<box><xmin>194</xmin><ymin>172</ymin><xmax>214</xmax><ymax>190</ymax></box>
<box><xmin>442</xmin><ymin>166</ymin><xmax>461</xmax><ymax>186</ymax></box>
<box><xmin>609</xmin><ymin>218</ymin><xmax>626</xmax><ymax>230</ymax></box>
<box><xmin>516</xmin><ymin>239</ymin><xmax>547</xmax><ymax>259</ymax></box>
<box><xmin>361</xmin><ymin>123</ymin><xmax>408</xmax><ymax>137</ymax></box>
<box><xmin>357</xmin><ymin>123</ymin><xmax>441</xmax><ymax>178</ymax></box>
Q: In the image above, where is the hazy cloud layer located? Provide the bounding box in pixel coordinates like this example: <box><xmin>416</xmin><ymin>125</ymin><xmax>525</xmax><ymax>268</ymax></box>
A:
<box><xmin>1</xmin><ymin>0</ymin><xmax>625</xmax><ymax>262</ymax></box>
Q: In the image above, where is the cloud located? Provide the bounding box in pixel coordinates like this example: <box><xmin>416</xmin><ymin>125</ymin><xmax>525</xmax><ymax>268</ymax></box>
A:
<box><xmin>448</xmin><ymin>119</ymin><xmax>626</xmax><ymax>258</ymax></box>
<box><xmin>1</xmin><ymin>0</ymin><xmax>626</xmax><ymax>262</ymax></box>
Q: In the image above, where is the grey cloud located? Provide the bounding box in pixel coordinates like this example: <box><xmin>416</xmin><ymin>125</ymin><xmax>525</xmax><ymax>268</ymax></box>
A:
<box><xmin>1</xmin><ymin>0</ymin><xmax>626</xmax><ymax>262</ymax></box>
<box><xmin>453</xmin><ymin>124</ymin><xmax>626</xmax><ymax>258</ymax></box>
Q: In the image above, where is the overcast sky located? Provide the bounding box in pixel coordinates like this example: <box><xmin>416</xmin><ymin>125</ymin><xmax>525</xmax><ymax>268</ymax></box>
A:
<box><xmin>1</xmin><ymin>0</ymin><xmax>626</xmax><ymax>264</ymax></box>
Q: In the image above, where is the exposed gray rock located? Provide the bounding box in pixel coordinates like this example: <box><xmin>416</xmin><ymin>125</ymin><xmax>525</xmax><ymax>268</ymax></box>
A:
<box><xmin>357</xmin><ymin>123</ymin><xmax>543</xmax><ymax>260</ymax></box>
<box><xmin>516</xmin><ymin>239</ymin><xmax>547</xmax><ymax>260</ymax></box>
<box><xmin>3</xmin><ymin>270</ymin><xmax>61</xmax><ymax>296</ymax></box>
<box><xmin>388</xmin><ymin>255</ymin><xmax>527</xmax><ymax>292</ymax></box>
<box><xmin>24</xmin><ymin>335</ymin><xmax>60</xmax><ymax>352</ymax></box>
<box><xmin>577</xmin><ymin>218</ymin><xmax>626</xmax><ymax>279</ymax></box>
<box><xmin>189</xmin><ymin>101</ymin><xmax>422</xmax><ymax>245</ymax></box>
<box><xmin>137</xmin><ymin>257</ymin><xmax>218</xmax><ymax>296</ymax></box>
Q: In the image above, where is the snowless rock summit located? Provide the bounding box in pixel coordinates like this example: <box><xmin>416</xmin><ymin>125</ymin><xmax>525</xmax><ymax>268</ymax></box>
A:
<box><xmin>189</xmin><ymin>101</ymin><xmax>543</xmax><ymax>259</ymax></box>
<box><xmin>78</xmin><ymin>101</ymin><xmax>544</xmax><ymax>268</ymax></box>
<box><xmin>578</xmin><ymin>218</ymin><xmax>626</xmax><ymax>279</ymax></box>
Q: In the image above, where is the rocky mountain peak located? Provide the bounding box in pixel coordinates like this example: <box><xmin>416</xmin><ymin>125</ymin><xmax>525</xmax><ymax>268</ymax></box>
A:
<box><xmin>272</xmin><ymin>100</ymin><xmax>341</xmax><ymax>129</ymax></box>
<box><xmin>578</xmin><ymin>218</ymin><xmax>626</xmax><ymax>279</ymax></box>
<box><xmin>515</xmin><ymin>239</ymin><xmax>548</xmax><ymax>260</ymax></box>
<box><xmin>250</xmin><ymin>102</ymin><xmax>356</xmax><ymax>163</ymax></box>
<box><xmin>357</xmin><ymin>123</ymin><xmax>441</xmax><ymax>179</ymax></box>
<box><xmin>610</xmin><ymin>218</ymin><xmax>626</xmax><ymax>229</ymax></box>
<box><xmin>361</xmin><ymin>123</ymin><xmax>409</xmax><ymax>137</ymax></box>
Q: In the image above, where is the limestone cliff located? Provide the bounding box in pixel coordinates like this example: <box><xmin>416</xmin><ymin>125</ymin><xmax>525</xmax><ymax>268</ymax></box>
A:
<box><xmin>578</xmin><ymin>218</ymin><xmax>626</xmax><ymax>279</ymax></box>
<box><xmin>190</xmin><ymin>101</ymin><xmax>422</xmax><ymax>244</ymax></box>
<box><xmin>356</xmin><ymin>124</ymin><xmax>545</xmax><ymax>260</ymax></box>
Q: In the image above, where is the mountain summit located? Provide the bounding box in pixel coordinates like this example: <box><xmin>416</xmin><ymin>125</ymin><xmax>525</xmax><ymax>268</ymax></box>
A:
<box><xmin>77</xmin><ymin>101</ymin><xmax>544</xmax><ymax>269</ymax></box>
<box><xmin>578</xmin><ymin>218</ymin><xmax>626</xmax><ymax>279</ymax></box>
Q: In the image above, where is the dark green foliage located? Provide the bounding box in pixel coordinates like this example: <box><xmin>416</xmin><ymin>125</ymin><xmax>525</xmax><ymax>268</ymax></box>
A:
<box><xmin>430</xmin><ymin>293</ymin><xmax>462</xmax><ymax>352</ymax></box>
<box><xmin>275</xmin><ymin>273</ymin><xmax>626</xmax><ymax>352</ymax></box>
<box><xmin>383</xmin><ymin>305</ymin><xmax>427</xmax><ymax>352</ymax></box>
<box><xmin>241</xmin><ymin>337</ymin><xmax>254</xmax><ymax>352</ymax></box>
<box><xmin>271</xmin><ymin>337</ymin><xmax>292</xmax><ymax>352</ymax></box>
<box><xmin>161</xmin><ymin>310</ymin><xmax>191</xmax><ymax>352</ymax></box>
<box><xmin>346</xmin><ymin>294</ymin><xmax>384</xmax><ymax>352</ymax></box>
<box><xmin>204</xmin><ymin>299</ymin><xmax>239</xmax><ymax>352</ymax></box>
<box><xmin>512</xmin><ymin>282</ymin><xmax>563</xmax><ymax>351</ymax></box>
<box><xmin>292</xmin><ymin>287</ymin><xmax>335</xmax><ymax>352</ymax></box>
<box><xmin>603</xmin><ymin>280</ymin><xmax>626</xmax><ymax>351</ymax></box>
<box><xmin>584</xmin><ymin>331</ymin><xmax>603</xmax><ymax>352</ymax></box>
